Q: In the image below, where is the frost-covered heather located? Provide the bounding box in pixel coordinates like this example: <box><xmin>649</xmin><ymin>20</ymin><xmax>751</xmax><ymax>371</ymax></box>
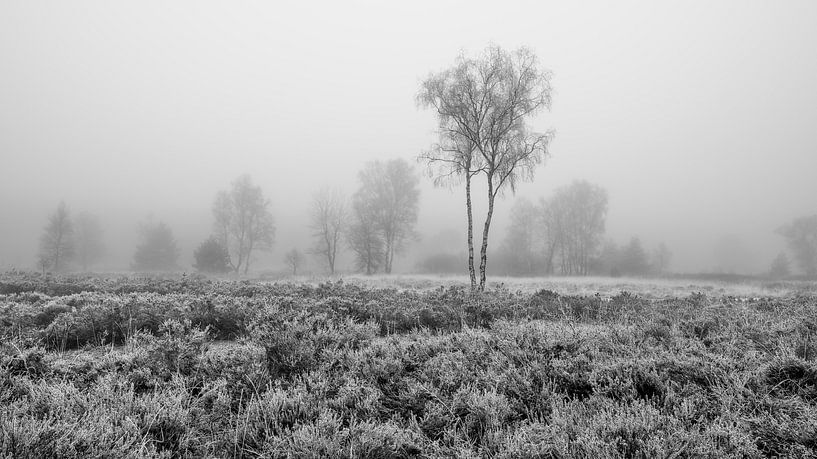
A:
<box><xmin>2</xmin><ymin>272</ymin><xmax>817</xmax><ymax>457</ymax></box>
<box><xmin>343</xmin><ymin>273</ymin><xmax>815</xmax><ymax>298</ymax></box>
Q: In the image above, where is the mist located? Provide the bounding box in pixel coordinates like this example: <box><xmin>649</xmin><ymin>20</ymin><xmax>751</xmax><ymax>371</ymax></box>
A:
<box><xmin>2</xmin><ymin>0</ymin><xmax>816</xmax><ymax>276</ymax></box>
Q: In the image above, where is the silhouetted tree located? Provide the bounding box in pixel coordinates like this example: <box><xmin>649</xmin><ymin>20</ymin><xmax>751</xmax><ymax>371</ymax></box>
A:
<box><xmin>769</xmin><ymin>252</ymin><xmax>791</xmax><ymax>279</ymax></box>
<box><xmin>778</xmin><ymin>215</ymin><xmax>817</xmax><ymax>277</ymax></box>
<box><xmin>132</xmin><ymin>221</ymin><xmax>179</xmax><ymax>271</ymax></box>
<box><xmin>37</xmin><ymin>254</ymin><xmax>51</xmax><ymax>275</ymax></box>
<box><xmin>594</xmin><ymin>240</ymin><xmax>621</xmax><ymax>277</ymax></box>
<box><xmin>38</xmin><ymin>201</ymin><xmax>74</xmax><ymax>272</ymax></box>
<box><xmin>619</xmin><ymin>237</ymin><xmax>650</xmax><ymax>276</ymax></box>
<box><xmin>650</xmin><ymin>242</ymin><xmax>672</xmax><ymax>275</ymax></box>
<box><xmin>284</xmin><ymin>248</ymin><xmax>304</xmax><ymax>275</ymax></box>
<box><xmin>193</xmin><ymin>237</ymin><xmax>231</xmax><ymax>274</ymax></box>
<box><xmin>357</xmin><ymin>159</ymin><xmax>420</xmax><ymax>273</ymax></box>
<box><xmin>537</xmin><ymin>197</ymin><xmax>562</xmax><ymax>276</ymax></box>
<box><xmin>547</xmin><ymin>181</ymin><xmax>608</xmax><ymax>275</ymax></box>
<box><xmin>499</xmin><ymin>198</ymin><xmax>539</xmax><ymax>275</ymax></box>
<box><xmin>213</xmin><ymin>175</ymin><xmax>275</xmax><ymax>275</ymax></box>
<box><xmin>347</xmin><ymin>194</ymin><xmax>384</xmax><ymax>275</ymax></box>
<box><xmin>309</xmin><ymin>187</ymin><xmax>346</xmax><ymax>274</ymax></box>
<box><xmin>75</xmin><ymin>212</ymin><xmax>105</xmax><ymax>271</ymax></box>
<box><xmin>418</xmin><ymin>45</ymin><xmax>553</xmax><ymax>290</ymax></box>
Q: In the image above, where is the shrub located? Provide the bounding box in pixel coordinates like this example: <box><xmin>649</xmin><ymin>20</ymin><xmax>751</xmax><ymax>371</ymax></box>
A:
<box><xmin>193</xmin><ymin>237</ymin><xmax>231</xmax><ymax>274</ymax></box>
<box><xmin>251</xmin><ymin>309</ymin><xmax>376</xmax><ymax>380</ymax></box>
<box><xmin>131</xmin><ymin>319</ymin><xmax>209</xmax><ymax>380</ymax></box>
<box><xmin>764</xmin><ymin>358</ymin><xmax>817</xmax><ymax>401</ymax></box>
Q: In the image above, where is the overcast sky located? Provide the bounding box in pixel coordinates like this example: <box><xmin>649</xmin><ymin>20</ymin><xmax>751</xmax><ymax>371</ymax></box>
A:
<box><xmin>1</xmin><ymin>0</ymin><xmax>816</xmax><ymax>273</ymax></box>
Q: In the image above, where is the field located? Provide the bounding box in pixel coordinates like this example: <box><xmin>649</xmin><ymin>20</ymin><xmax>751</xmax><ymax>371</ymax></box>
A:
<box><xmin>2</xmin><ymin>272</ymin><xmax>817</xmax><ymax>458</ymax></box>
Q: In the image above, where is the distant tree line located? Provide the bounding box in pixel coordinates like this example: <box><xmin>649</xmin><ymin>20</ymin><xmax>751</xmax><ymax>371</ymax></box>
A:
<box><xmin>484</xmin><ymin>180</ymin><xmax>674</xmax><ymax>278</ymax></box>
<box><xmin>293</xmin><ymin>158</ymin><xmax>420</xmax><ymax>276</ymax></box>
<box><xmin>35</xmin><ymin>159</ymin><xmax>420</xmax><ymax>277</ymax></box>
<box><xmin>198</xmin><ymin>161</ymin><xmax>420</xmax><ymax>277</ymax></box>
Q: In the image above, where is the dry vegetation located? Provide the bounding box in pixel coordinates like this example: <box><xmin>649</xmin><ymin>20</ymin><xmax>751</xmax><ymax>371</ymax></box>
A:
<box><xmin>341</xmin><ymin>274</ymin><xmax>817</xmax><ymax>298</ymax></box>
<box><xmin>2</xmin><ymin>272</ymin><xmax>817</xmax><ymax>457</ymax></box>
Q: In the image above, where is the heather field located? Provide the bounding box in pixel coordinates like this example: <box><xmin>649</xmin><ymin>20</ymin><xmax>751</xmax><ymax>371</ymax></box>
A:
<box><xmin>2</xmin><ymin>272</ymin><xmax>817</xmax><ymax>458</ymax></box>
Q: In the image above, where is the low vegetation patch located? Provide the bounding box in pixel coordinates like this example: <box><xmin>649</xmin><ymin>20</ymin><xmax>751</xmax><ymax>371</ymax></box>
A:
<box><xmin>1</xmin><ymin>272</ymin><xmax>816</xmax><ymax>457</ymax></box>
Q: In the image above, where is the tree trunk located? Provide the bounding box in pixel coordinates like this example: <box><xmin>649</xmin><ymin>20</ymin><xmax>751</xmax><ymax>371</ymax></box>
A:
<box><xmin>478</xmin><ymin>178</ymin><xmax>496</xmax><ymax>291</ymax></box>
<box><xmin>329</xmin><ymin>231</ymin><xmax>338</xmax><ymax>274</ymax></box>
<box><xmin>465</xmin><ymin>173</ymin><xmax>477</xmax><ymax>290</ymax></box>
<box><xmin>234</xmin><ymin>244</ymin><xmax>243</xmax><ymax>274</ymax></box>
<box><xmin>544</xmin><ymin>240</ymin><xmax>557</xmax><ymax>275</ymax></box>
<box><xmin>242</xmin><ymin>240</ymin><xmax>253</xmax><ymax>275</ymax></box>
<box><xmin>384</xmin><ymin>235</ymin><xmax>393</xmax><ymax>274</ymax></box>
<box><xmin>54</xmin><ymin>232</ymin><xmax>62</xmax><ymax>272</ymax></box>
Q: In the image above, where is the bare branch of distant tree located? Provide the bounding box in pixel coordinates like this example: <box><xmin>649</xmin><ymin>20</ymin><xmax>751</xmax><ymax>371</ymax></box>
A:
<box><xmin>309</xmin><ymin>187</ymin><xmax>347</xmax><ymax>275</ymax></box>
<box><xmin>284</xmin><ymin>248</ymin><xmax>304</xmax><ymax>276</ymax></box>
<box><xmin>212</xmin><ymin>175</ymin><xmax>275</xmax><ymax>275</ymax></box>
<box><xmin>38</xmin><ymin>201</ymin><xmax>74</xmax><ymax>272</ymax></box>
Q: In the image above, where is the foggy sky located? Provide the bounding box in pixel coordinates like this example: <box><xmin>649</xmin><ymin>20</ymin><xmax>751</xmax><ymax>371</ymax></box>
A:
<box><xmin>2</xmin><ymin>0</ymin><xmax>816</xmax><ymax>274</ymax></box>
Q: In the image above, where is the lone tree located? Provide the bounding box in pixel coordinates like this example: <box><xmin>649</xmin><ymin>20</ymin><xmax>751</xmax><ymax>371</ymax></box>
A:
<box><xmin>284</xmin><ymin>248</ymin><xmax>304</xmax><ymax>275</ymax></box>
<box><xmin>213</xmin><ymin>175</ymin><xmax>276</xmax><ymax>275</ymax></box>
<box><xmin>418</xmin><ymin>45</ymin><xmax>553</xmax><ymax>290</ymax></box>
<box><xmin>38</xmin><ymin>201</ymin><xmax>74</xmax><ymax>272</ymax></box>
<box><xmin>193</xmin><ymin>237</ymin><xmax>231</xmax><ymax>274</ymax></box>
<box><xmin>75</xmin><ymin>212</ymin><xmax>105</xmax><ymax>271</ymax></box>
<box><xmin>132</xmin><ymin>221</ymin><xmax>180</xmax><ymax>271</ymax></box>
<box><xmin>309</xmin><ymin>187</ymin><xmax>347</xmax><ymax>274</ymax></box>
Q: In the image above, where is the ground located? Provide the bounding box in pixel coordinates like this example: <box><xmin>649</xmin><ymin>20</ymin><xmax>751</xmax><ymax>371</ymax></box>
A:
<box><xmin>1</xmin><ymin>272</ymin><xmax>816</xmax><ymax>457</ymax></box>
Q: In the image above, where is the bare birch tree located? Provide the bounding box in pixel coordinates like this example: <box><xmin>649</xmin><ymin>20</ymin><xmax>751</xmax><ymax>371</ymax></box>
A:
<box><xmin>418</xmin><ymin>131</ymin><xmax>482</xmax><ymax>286</ymax></box>
<box><xmin>418</xmin><ymin>45</ymin><xmax>554</xmax><ymax>290</ymax></box>
<box><xmin>309</xmin><ymin>187</ymin><xmax>346</xmax><ymax>274</ymax></box>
